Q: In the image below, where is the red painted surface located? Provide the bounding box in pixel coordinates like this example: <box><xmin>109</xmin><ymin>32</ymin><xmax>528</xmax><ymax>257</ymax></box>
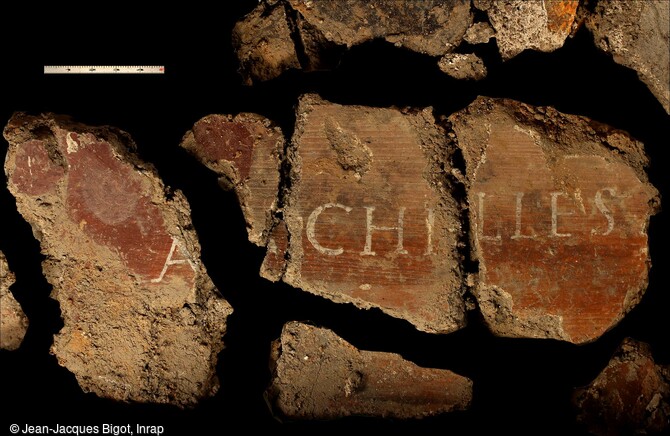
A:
<box><xmin>473</xmin><ymin>124</ymin><xmax>654</xmax><ymax>342</ymax></box>
<box><xmin>289</xmin><ymin>103</ymin><xmax>461</xmax><ymax>330</ymax></box>
<box><xmin>66</xmin><ymin>141</ymin><xmax>179</xmax><ymax>280</ymax></box>
<box><xmin>192</xmin><ymin>115</ymin><xmax>254</xmax><ymax>181</ymax></box>
<box><xmin>11</xmin><ymin>127</ymin><xmax>195</xmax><ymax>285</ymax></box>
<box><xmin>10</xmin><ymin>139</ymin><xmax>64</xmax><ymax>196</ymax></box>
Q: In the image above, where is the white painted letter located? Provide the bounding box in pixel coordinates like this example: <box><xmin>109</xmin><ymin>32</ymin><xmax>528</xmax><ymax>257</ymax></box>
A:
<box><xmin>550</xmin><ymin>192</ymin><xmax>573</xmax><ymax>237</ymax></box>
<box><xmin>425</xmin><ymin>206</ymin><xmax>435</xmax><ymax>255</ymax></box>
<box><xmin>511</xmin><ymin>192</ymin><xmax>535</xmax><ymax>240</ymax></box>
<box><xmin>477</xmin><ymin>192</ymin><xmax>501</xmax><ymax>242</ymax></box>
<box><xmin>307</xmin><ymin>203</ymin><xmax>352</xmax><ymax>256</ymax></box>
<box><xmin>360</xmin><ymin>206</ymin><xmax>408</xmax><ymax>256</ymax></box>
<box><xmin>151</xmin><ymin>237</ymin><xmax>197</xmax><ymax>283</ymax></box>
<box><xmin>593</xmin><ymin>188</ymin><xmax>616</xmax><ymax>236</ymax></box>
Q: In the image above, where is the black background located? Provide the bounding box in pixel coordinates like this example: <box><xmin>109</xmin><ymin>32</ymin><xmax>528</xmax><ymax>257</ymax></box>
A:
<box><xmin>1</xmin><ymin>2</ymin><xmax>668</xmax><ymax>435</ymax></box>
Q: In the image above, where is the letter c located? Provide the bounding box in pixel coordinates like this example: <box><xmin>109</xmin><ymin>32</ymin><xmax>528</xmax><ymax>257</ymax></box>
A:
<box><xmin>306</xmin><ymin>203</ymin><xmax>352</xmax><ymax>256</ymax></box>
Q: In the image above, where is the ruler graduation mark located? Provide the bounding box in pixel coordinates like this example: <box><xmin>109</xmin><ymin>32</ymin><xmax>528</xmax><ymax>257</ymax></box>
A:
<box><xmin>44</xmin><ymin>65</ymin><xmax>165</xmax><ymax>74</ymax></box>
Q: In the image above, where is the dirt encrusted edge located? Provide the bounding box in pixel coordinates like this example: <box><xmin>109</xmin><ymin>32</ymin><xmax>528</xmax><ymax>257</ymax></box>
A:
<box><xmin>275</xmin><ymin>94</ymin><xmax>467</xmax><ymax>334</ymax></box>
<box><xmin>4</xmin><ymin>112</ymin><xmax>233</xmax><ymax>407</ymax></box>
<box><xmin>448</xmin><ymin>97</ymin><xmax>660</xmax><ymax>344</ymax></box>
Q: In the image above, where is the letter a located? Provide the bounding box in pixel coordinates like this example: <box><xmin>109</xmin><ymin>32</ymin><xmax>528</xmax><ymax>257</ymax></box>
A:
<box><xmin>151</xmin><ymin>237</ymin><xmax>197</xmax><ymax>283</ymax></box>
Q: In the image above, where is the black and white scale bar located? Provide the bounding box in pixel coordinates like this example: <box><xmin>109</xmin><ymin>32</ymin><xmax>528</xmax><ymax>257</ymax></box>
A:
<box><xmin>44</xmin><ymin>65</ymin><xmax>165</xmax><ymax>74</ymax></box>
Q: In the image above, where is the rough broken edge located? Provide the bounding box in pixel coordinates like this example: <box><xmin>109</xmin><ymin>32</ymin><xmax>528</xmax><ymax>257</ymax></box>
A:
<box><xmin>180</xmin><ymin>112</ymin><xmax>284</xmax><ymax>247</ymax></box>
<box><xmin>4</xmin><ymin>112</ymin><xmax>233</xmax><ymax>407</ymax></box>
<box><xmin>449</xmin><ymin>96</ymin><xmax>659</xmax><ymax>343</ymax></box>
<box><xmin>0</xmin><ymin>250</ymin><xmax>29</xmax><ymax>350</ymax></box>
<box><xmin>266</xmin><ymin>321</ymin><xmax>473</xmax><ymax>420</ymax></box>
<box><xmin>266</xmin><ymin>94</ymin><xmax>467</xmax><ymax>335</ymax></box>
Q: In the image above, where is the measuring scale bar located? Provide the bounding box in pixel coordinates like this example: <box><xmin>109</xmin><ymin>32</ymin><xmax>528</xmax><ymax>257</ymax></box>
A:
<box><xmin>44</xmin><ymin>65</ymin><xmax>165</xmax><ymax>74</ymax></box>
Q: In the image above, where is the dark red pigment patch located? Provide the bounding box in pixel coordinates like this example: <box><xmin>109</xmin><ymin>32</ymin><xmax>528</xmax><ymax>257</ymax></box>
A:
<box><xmin>65</xmin><ymin>140</ymin><xmax>194</xmax><ymax>283</ymax></box>
<box><xmin>10</xmin><ymin>139</ymin><xmax>65</xmax><ymax>195</ymax></box>
<box><xmin>192</xmin><ymin>115</ymin><xmax>254</xmax><ymax>181</ymax></box>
